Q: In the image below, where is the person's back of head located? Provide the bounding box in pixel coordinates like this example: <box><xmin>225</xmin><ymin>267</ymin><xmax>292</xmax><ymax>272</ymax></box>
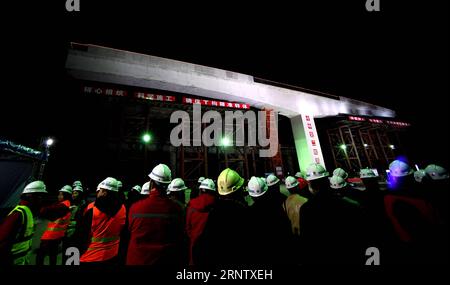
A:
<box><xmin>95</xmin><ymin>177</ymin><xmax>123</xmax><ymax>216</ymax></box>
<box><xmin>360</xmin><ymin>168</ymin><xmax>380</xmax><ymax>193</ymax></box>
<box><xmin>148</xmin><ymin>163</ymin><xmax>172</xmax><ymax>195</ymax></box>
<box><xmin>387</xmin><ymin>160</ymin><xmax>415</xmax><ymax>193</ymax></box>
<box><xmin>309</xmin><ymin>177</ymin><xmax>331</xmax><ymax>196</ymax></box>
<box><xmin>198</xmin><ymin>178</ymin><xmax>217</xmax><ymax>197</ymax></box>
<box><xmin>305</xmin><ymin>163</ymin><xmax>330</xmax><ymax>195</ymax></box>
<box><xmin>217</xmin><ymin>168</ymin><xmax>246</xmax><ymax>205</ymax></box>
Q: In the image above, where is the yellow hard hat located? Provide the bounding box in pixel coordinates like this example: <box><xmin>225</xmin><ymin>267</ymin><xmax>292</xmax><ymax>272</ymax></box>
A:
<box><xmin>217</xmin><ymin>168</ymin><xmax>244</xmax><ymax>195</ymax></box>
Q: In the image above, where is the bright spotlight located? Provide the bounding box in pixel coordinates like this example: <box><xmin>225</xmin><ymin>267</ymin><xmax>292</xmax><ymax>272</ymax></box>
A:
<box><xmin>142</xmin><ymin>133</ymin><xmax>151</xmax><ymax>143</ymax></box>
<box><xmin>45</xmin><ymin>138</ymin><xmax>54</xmax><ymax>147</ymax></box>
<box><xmin>221</xmin><ymin>137</ymin><xmax>231</xmax><ymax>146</ymax></box>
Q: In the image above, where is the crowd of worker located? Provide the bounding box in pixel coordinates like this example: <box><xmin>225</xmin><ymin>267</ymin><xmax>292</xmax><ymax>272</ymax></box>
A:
<box><xmin>0</xmin><ymin>160</ymin><xmax>448</xmax><ymax>266</ymax></box>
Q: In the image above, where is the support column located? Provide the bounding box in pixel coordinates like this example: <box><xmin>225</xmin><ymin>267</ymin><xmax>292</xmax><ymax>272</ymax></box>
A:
<box><xmin>290</xmin><ymin>114</ymin><xmax>326</xmax><ymax>175</ymax></box>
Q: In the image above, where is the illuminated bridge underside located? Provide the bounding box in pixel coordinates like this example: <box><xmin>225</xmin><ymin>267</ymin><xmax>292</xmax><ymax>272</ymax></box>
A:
<box><xmin>66</xmin><ymin>44</ymin><xmax>396</xmax><ymax>173</ymax></box>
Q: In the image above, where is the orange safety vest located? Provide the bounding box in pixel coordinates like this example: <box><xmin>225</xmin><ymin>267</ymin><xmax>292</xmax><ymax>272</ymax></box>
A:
<box><xmin>80</xmin><ymin>203</ymin><xmax>126</xmax><ymax>262</ymax></box>
<box><xmin>41</xmin><ymin>200</ymin><xmax>71</xmax><ymax>240</ymax></box>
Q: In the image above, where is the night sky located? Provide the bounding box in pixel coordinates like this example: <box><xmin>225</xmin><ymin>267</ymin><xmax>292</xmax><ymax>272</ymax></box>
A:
<box><xmin>1</xmin><ymin>1</ymin><xmax>449</xmax><ymax>177</ymax></box>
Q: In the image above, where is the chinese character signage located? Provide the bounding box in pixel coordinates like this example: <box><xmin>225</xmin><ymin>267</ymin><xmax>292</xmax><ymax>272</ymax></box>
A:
<box><xmin>302</xmin><ymin>114</ymin><xmax>325</xmax><ymax>168</ymax></box>
<box><xmin>182</xmin><ymin>97</ymin><xmax>250</xmax><ymax>109</ymax></box>
<box><xmin>83</xmin><ymin>86</ymin><xmax>128</xmax><ymax>97</ymax></box>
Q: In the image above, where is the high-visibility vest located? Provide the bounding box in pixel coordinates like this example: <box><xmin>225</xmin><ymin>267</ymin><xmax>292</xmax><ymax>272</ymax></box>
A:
<box><xmin>66</xmin><ymin>201</ymin><xmax>86</xmax><ymax>238</ymax></box>
<box><xmin>41</xmin><ymin>200</ymin><xmax>71</xmax><ymax>240</ymax></box>
<box><xmin>8</xmin><ymin>205</ymin><xmax>34</xmax><ymax>265</ymax></box>
<box><xmin>80</xmin><ymin>204</ymin><xmax>126</xmax><ymax>262</ymax></box>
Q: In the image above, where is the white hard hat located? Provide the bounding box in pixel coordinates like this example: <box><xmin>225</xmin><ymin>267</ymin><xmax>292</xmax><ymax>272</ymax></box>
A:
<box><xmin>59</xmin><ymin>185</ymin><xmax>73</xmax><ymax>194</ymax></box>
<box><xmin>149</xmin><ymin>164</ymin><xmax>172</xmax><ymax>184</ymax></box>
<box><xmin>425</xmin><ymin>164</ymin><xmax>449</xmax><ymax>180</ymax></box>
<box><xmin>199</xmin><ymin>178</ymin><xmax>216</xmax><ymax>191</ymax></box>
<box><xmin>22</xmin><ymin>181</ymin><xmax>48</xmax><ymax>195</ymax></box>
<box><xmin>198</xmin><ymin>177</ymin><xmax>206</xmax><ymax>183</ymax></box>
<box><xmin>266</xmin><ymin>174</ymin><xmax>280</xmax><ymax>186</ymax></box>
<box><xmin>389</xmin><ymin>160</ymin><xmax>413</xmax><ymax>177</ymax></box>
<box><xmin>285</xmin><ymin>176</ymin><xmax>299</xmax><ymax>190</ymax></box>
<box><xmin>333</xmin><ymin>168</ymin><xmax>348</xmax><ymax>179</ymax></box>
<box><xmin>305</xmin><ymin>164</ymin><xmax>329</xmax><ymax>181</ymax></box>
<box><xmin>414</xmin><ymin>170</ymin><xmax>427</xmax><ymax>183</ymax></box>
<box><xmin>97</xmin><ymin>177</ymin><xmax>119</xmax><ymax>192</ymax></box>
<box><xmin>247</xmin><ymin>176</ymin><xmax>268</xmax><ymax>198</ymax></box>
<box><xmin>72</xmin><ymin>180</ymin><xmax>82</xmax><ymax>188</ymax></box>
<box><xmin>330</xmin><ymin>175</ymin><xmax>347</xmax><ymax>189</ymax></box>
<box><xmin>167</xmin><ymin>178</ymin><xmax>188</xmax><ymax>192</ymax></box>
<box><xmin>360</xmin><ymin>168</ymin><xmax>378</xmax><ymax>179</ymax></box>
<box><xmin>73</xmin><ymin>185</ymin><xmax>83</xmax><ymax>192</ymax></box>
<box><xmin>141</xmin><ymin>182</ymin><xmax>150</xmax><ymax>195</ymax></box>
<box><xmin>131</xmin><ymin>185</ymin><xmax>142</xmax><ymax>193</ymax></box>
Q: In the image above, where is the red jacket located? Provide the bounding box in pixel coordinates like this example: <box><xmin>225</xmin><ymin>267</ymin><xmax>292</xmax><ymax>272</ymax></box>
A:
<box><xmin>126</xmin><ymin>189</ymin><xmax>185</xmax><ymax>265</ymax></box>
<box><xmin>186</xmin><ymin>192</ymin><xmax>217</xmax><ymax>265</ymax></box>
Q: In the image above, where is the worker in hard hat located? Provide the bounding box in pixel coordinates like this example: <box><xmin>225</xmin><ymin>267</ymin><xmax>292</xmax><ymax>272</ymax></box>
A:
<box><xmin>329</xmin><ymin>175</ymin><xmax>347</xmax><ymax>195</ymax></box>
<box><xmin>76</xmin><ymin>177</ymin><xmax>126</xmax><ymax>264</ymax></box>
<box><xmin>283</xmin><ymin>176</ymin><xmax>308</xmax><ymax>238</ymax></box>
<box><xmin>357</xmin><ymin>168</ymin><xmax>383</xmax><ymax>206</ymax></box>
<box><xmin>329</xmin><ymin>175</ymin><xmax>361</xmax><ymax>207</ymax></box>
<box><xmin>265</xmin><ymin>174</ymin><xmax>288</xmax><ymax>204</ymax></box>
<box><xmin>383</xmin><ymin>160</ymin><xmax>441</xmax><ymax>264</ymax></box>
<box><xmin>125</xmin><ymin>185</ymin><xmax>143</xmax><ymax>210</ymax></box>
<box><xmin>126</xmin><ymin>164</ymin><xmax>185</xmax><ymax>265</ymax></box>
<box><xmin>0</xmin><ymin>181</ymin><xmax>48</xmax><ymax>265</ymax></box>
<box><xmin>423</xmin><ymin>163</ymin><xmax>449</xmax><ymax>263</ymax></box>
<box><xmin>247</xmin><ymin>176</ymin><xmax>293</xmax><ymax>264</ymax></box>
<box><xmin>167</xmin><ymin>178</ymin><xmax>189</xmax><ymax>209</ymax></box>
<box><xmin>292</xmin><ymin>172</ymin><xmax>310</xmax><ymax>198</ymax></box>
<box><xmin>72</xmin><ymin>180</ymin><xmax>82</xmax><ymax>188</ymax></box>
<box><xmin>424</xmin><ymin>164</ymin><xmax>448</xmax><ymax>222</ymax></box>
<box><xmin>358</xmin><ymin>168</ymin><xmax>391</xmax><ymax>255</ymax></box>
<box><xmin>185</xmin><ymin>178</ymin><xmax>218</xmax><ymax>265</ymax></box>
<box><xmin>299</xmin><ymin>163</ymin><xmax>364</xmax><ymax>264</ymax></box>
<box><xmin>414</xmin><ymin>169</ymin><xmax>427</xmax><ymax>184</ymax></box>
<box><xmin>36</xmin><ymin>185</ymin><xmax>73</xmax><ymax>265</ymax></box>
<box><xmin>333</xmin><ymin>168</ymin><xmax>348</xmax><ymax>180</ymax></box>
<box><xmin>141</xmin><ymin>181</ymin><xmax>150</xmax><ymax>195</ymax></box>
<box><xmin>189</xmin><ymin>177</ymin><xmax>205</xmax><ymax>201</ymax></box>
<box><xmin>386</xmin><ymin>160</ymin><xmax>416</xmax><ymax>191</ymax></box>
<box><xmin>63</xmin><ymin>185</ymin><xmax>87</xmax><ymax>260</ymax></box>
<box><xmin>193</xmin><ymin>168</ymin><xmax>251</xmax><ymax>265</ymax></box>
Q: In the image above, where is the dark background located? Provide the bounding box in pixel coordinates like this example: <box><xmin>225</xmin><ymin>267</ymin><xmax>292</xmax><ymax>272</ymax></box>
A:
<box><xmin>1</xmin><ymin>1</ymin><xmax>448</xmax><ymax>190</ymax></box>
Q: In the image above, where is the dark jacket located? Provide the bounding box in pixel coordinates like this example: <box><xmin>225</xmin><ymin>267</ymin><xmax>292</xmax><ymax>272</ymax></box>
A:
<box><xmin>193</xmin><ymin>196</ymin><xmax>250</xmax><ymax>266</ymax></box>
<box><xmin>248</xmin><ymin>194</ymin><xmax>294</xmax><ymax>264</ymax></box>
<box><xmin>299</xmin><ymin>190</ymin><xmax>365</xmax><ymax>264</ymax></box>
<box><xmin>186</xmin><ymin>192</ymin><xmax>217</xmax><ymax>265</ymax></box>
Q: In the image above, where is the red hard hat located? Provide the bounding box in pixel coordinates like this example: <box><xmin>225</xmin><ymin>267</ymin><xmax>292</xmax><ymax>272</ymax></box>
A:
<box><xmin>297</xmin><ymin>177</ymin><xmax>308</xmax><ymax>189</ymax></box>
